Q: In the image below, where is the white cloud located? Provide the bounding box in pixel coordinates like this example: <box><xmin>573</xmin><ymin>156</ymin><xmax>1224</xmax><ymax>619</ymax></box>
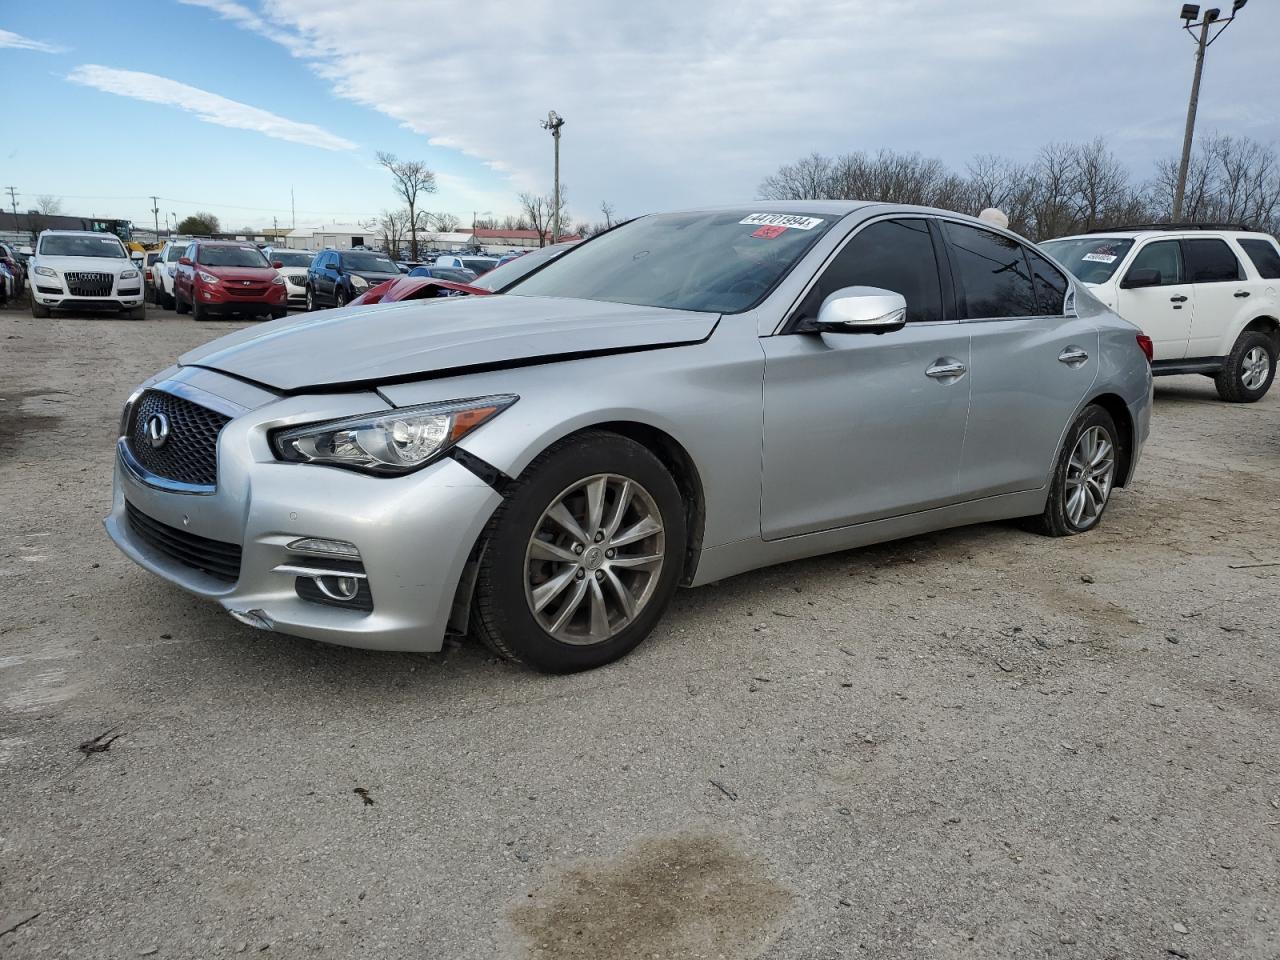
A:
<box><xmin>0</xmin><ymin>28</ymin><xmax>66</xmax><ymax>53</ymax></box>
<box><xmin>66</xmin><ymin>64</ymin><xmax>356</xmax><ymax>151</ymax></box>
<box><xmin>177</xmin><ymin>0</ymin><xmax>1279</xmax><ymax>216</ymax></box>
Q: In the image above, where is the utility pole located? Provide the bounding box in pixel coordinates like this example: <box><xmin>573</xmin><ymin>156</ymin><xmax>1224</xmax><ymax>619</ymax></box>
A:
<box><xmin>151</xmin><ymin>196</ymin><xmax>160</xmax><ymax>241</ymax></box>
<box><xmin>1172</xmin><ymin>1</ymin><xmax>1246</xmax><ymax>221</ymax></box>
<box><xmin>290</xmin><ymin>186</ymin><xmax>296</xmax><ymax>230</ymax></box>
<box><xmin>540</xmin><ymin>110</ymin><xmax>565</xmax><ymax>243</ymax></box>
<box><xmin>5</xmin><ymin>186</ymin><xmax>17</xmax><ymax>218</ymax></box>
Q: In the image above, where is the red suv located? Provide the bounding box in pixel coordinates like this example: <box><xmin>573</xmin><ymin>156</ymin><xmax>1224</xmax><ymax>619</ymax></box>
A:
<box><xmin>173</xmin><ymin>240</ymin><xmax>287</xmax><ymax>321</ymax></box>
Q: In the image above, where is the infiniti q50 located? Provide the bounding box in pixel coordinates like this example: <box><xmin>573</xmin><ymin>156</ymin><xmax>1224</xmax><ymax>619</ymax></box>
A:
<box><xmin>105</xmin><ymin>202</ymin><xmax>1152</xmax><ymax>672</ymax></box>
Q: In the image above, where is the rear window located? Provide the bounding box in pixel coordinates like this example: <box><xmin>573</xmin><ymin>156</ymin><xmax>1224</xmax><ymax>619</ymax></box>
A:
<box><xmin>1238</xmin><ymin>238</ymin><xmax>1280</xmax><ymax>280</ymax></box>
<box><xmin>1184</xmin><ymin>238</ymin><xmax>1243</xmax><ymax>283</ymax></box>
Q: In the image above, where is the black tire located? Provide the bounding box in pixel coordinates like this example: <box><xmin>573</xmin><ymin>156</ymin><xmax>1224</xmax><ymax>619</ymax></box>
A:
<box><xmin>30</xmin><ymin>299</ymin><xmax>50</xmax><ymax>318</ymax></box>
<box><xmin>125</xmin><ymin>304</ymin><xmax>146</xmax><ymax>321</ymax></box>
<box><xmin>1214</xmin><ymin>330</ymin><xmax>1275</xmax><ymax>403</ymax></box>
<box><xmin>162</xmin><ymin>289</ymin><xmax>175</xmax><ymax>310</ymax></box>
<box><xmin>472</xmin><ymin>430</ymin><xmax>687</xmax><ymax>673</ymax></box>
<box><xmin>334</xmin><ymin>287</ymin><xmax>347</xmax><ymax>308</ymax></box>
<box><xmin>270</xmin><ymin>307</ymin><xmax>287</xmax><ymax>320</ymax></box>
<box><xmin>1029</xmin><ymin>404</ymin><xmax>1119</xmax><ymax>538</ymax></box>
<box><xmin>191</xmin><ymin>298</ymin><xmax>205</xmax><ymax>321</ymax></box>
<box><xmin>174</xmin><ymin>289</ymin><xmax>190</xmax><ymax>315</ymax></box>
<box><xmin>305</xmin><ymin>286</ymin><xmax>315</xmax><ymax>311</ymax></box>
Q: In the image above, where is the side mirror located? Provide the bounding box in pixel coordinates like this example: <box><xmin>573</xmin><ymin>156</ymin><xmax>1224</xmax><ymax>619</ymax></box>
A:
<box><xmin>808</xmin><ymin>286</ymin><xmax>908</xmax><ymax>335</ymax></box>
<box><xmin>1122</xmin><ymin>267</ymin><xmax>1161</xmax><ymax>289</ymax></box>
<box><xmin>272</xmin><ymin>260</ymin><xmax>284</xmax><ymax>269</ymax></box>
<box><xmin>178</xmin><ymin>256</ymin><xmax>192</xmax><ymax>266</ymax></box>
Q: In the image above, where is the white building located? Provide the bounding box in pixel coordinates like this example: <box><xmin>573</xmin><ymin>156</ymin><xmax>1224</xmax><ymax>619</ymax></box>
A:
<box><xmin>285</xmin><ymin>224</ymin><xmax>379</xmax><ymax>252</ymax></box>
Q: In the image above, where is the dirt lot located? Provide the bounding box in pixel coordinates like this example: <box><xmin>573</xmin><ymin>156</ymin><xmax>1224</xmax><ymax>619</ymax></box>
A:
<box><xmin>1</xmin><ymin>300</ymin><xmax>1277</xmax><ymax>960</ymax></box>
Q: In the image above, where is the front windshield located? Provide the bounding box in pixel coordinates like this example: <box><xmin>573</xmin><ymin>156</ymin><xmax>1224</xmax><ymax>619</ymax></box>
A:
<box><xmin>39</xmin><ymin>234</ymin><xmax>129</xmax><ymax>259</ymax></box>
<box><xmin>343</xmin><ymin>252</ymin><xmax>398</xmax><ymax>273</ymax></box>
<box><xmin>197</xmin><ymin>244</ymin><xmax>270</xmax><ymax>268</ymax></box>
<box><xmin>271</xmin><ymin>250</ymin><xmax>312</xmax><ymax>267</ymax></box>
<box><xmin>473</xmin><ymin>244</ymin><xmax>570</xmax><ymax>291</ymax></box>
<box><xmin>165</xmin><ymin>245</ymin><xmax>186</xmax><ymax>262</ymax></box>
<box><xmin>1040</xmin><ymin>237</ymin><xmax>1136</xmax><ymax>284</ymax></box>
<box><xmin>461</xmin><ymin>257</ymin><xmax>497</xmax><ymax>275</ymax></box>
<box><xmin>508</xmin><ymin>210</ymin><xmax>834</xmax><ymax>313</ymax></box>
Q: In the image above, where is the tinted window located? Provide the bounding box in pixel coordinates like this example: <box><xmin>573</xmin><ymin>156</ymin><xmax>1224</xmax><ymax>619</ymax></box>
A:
<box><xmin>1184</xmin><ymin>238</ymin><xmax>1243</xmax><ymax>283</ymax></box>
<box><xmin>793</xmin><ymin>219</ymin><xmax>943</xmax><ymax>324</ymax></box>
<box><xmin>341</xmin><ymin>251</ymin><xmax>399</xmax><ymax>272</ymax></box>
<box><xmin>1026</xmin><ymin>247</ymin><xmax>1070</xmax><ymax>314</ymax></box>
<box><xmin>1126</xmin><ymin>240</ymin><xmax>1182</xmax><ymax>286</ymax></box>
<box><xmin>943</xmin><ymin>222</ymin><xmax>1039</xmax><ymax>319</ymax></box>
<box><xmin>1238</xmin><ymin>238</ymin><xmax>1280</xmax><ymax>280</ymax></box>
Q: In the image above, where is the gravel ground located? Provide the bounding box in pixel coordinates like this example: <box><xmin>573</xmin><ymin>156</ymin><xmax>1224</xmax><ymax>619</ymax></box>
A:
<box><xmin>1</xmin><ymin>301</ymin><xmax>1278</xmax><ymax>960</ymax></box>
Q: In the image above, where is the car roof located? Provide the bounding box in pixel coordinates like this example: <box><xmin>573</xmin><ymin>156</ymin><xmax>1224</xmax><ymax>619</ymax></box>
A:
<box><xmin>1048</xmin><ymin>228</ymin><xmax>1276</xmax><ymax>242</ymax></box>
<box><xmin>39</xmin><ymin>229</ymin><xmax>123</xmax><ymax>238</ymax></box>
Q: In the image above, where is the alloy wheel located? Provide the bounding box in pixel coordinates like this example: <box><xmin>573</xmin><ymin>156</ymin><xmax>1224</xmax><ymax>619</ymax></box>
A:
<box><xmin>524</xmin><ymin>473</ymin><xmax>665</xmax><ymax>645</ymax></box>
<box><xmin>1241</xmin><ymin>346</ymin><xmax>1270</xmax><ymax>391</ymax></box>
<box><xmin>1064</xmin><ymin>425</ymin><xmax>1114</xmax><ymax>528</ymax></box>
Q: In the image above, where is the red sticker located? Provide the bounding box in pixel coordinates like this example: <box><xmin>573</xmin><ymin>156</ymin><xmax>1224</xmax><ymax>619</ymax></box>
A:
<box><xmin>751</xmin><ymin>225</ymin><xmax>787</xmax><ymax>239</ymax></box>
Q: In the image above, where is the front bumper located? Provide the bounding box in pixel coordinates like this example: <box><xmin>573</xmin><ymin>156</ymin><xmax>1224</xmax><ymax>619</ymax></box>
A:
<box><xmin>33</xmin><ymin>283</ymin><xmax>143</xmax><ymax>311</ymax></box>
<box><xmin>103</xmin><ymin>371</ymin><xmax>504</xmax><ymax>652</ymax></box>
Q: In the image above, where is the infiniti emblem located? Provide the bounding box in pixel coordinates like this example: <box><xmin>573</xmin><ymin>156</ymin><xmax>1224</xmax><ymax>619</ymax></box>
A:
<box><xmin>146</xmin><ymin>412</ymin><xmax>171</xmax><ymax>449</ymax></box>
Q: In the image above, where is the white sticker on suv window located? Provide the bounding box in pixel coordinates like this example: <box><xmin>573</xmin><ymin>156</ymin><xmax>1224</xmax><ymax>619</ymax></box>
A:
<box><xmin>1081</xmin><ymin>252</ymin><xmax>1117</xmax><ymax>264</ymax></box>
<box><xmin>739</xmin><ymin>213</ymin><xmax>824</xmax><ymax>231</ymax></box>
<box><xmin>100</xmin><ymin>238</ymin><xmax>118</xmax><ymax>244</ymax></box>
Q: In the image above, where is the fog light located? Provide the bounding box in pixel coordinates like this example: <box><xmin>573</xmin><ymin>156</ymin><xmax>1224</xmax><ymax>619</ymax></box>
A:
<box><xmin>287</xmin><ymin>537</ymin><xmax>361</xmax><ymax>559</ymax></box>
<box><xmin>314</xmin><ymin>575</ymin><xmax>360</xmax><ymax>602</ymax></box>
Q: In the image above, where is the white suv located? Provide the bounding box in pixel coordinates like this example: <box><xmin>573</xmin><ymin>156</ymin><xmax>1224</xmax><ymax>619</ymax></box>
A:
<box><xmin>29</xmin><ymin>230</ymin><xmax>146</xmax><ymax>319</ymax></box>
<box><xmin>1042</xmin><ymin>226</ymin><xmax>1280</xmax><ymax>402</ymax></box>
<box><xmin>150</xmin><ymin>238</ymin><xmax>194</xmax><ymax>310</ymax></box>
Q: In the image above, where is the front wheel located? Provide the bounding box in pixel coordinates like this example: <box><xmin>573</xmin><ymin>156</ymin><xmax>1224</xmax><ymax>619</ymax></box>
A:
<box><xmin>31</xmin><ymin>299</ymin><xmax>50</xmax><ymax>318</ymax></box>
<box><xmin>472</xmin><ymin>431</ymin><xmax>687</xmax><ymax>673</ymax></box>
<box><xmin>334</xmin><ymin>288</ymin><xmax>348</xmax><ymax>308</ymax></box>
<box><xmin>305</xmin><ymin>286</ymin><xmax>315</xmax><ymax>311</ymax></box>
<box><xmin>1215</xmin><ymin>331</ymin><xmax>1275</xmax><ymax>403</ymax></box>
<box><xmin>174</xmin><ymin>289</ymin><xmax>190</xmax><ymax>314</ymax></box>
<box><xmin>1029</xmin><ymin>405</ymin><xmax>1119</xmax><ymax>537</ymax></box>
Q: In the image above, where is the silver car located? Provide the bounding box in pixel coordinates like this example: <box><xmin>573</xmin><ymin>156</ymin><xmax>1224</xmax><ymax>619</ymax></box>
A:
<box><xmin>105</xmin><ymin>202</ymin><xmax>1152</xmax><ymax>672</ymax></box>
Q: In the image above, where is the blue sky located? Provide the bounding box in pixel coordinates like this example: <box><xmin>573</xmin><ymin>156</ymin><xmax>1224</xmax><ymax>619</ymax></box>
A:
<box><xmin>2</xmin><ymin>0</ymin><xmax>1277</xmax><ymax>233</ymax></box>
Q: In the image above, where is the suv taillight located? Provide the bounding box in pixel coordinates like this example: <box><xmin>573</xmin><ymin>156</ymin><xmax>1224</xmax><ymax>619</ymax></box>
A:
<box><xmin>1136</xmin><ymin>335</ymin><xmax>1154</xmax><ymax>363</ymax></box>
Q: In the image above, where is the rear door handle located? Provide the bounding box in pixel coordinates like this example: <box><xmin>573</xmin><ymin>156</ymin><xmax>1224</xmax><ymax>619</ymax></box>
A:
<box><xmin>1234</xmin><ymin>290</ymin><xmax>1251</xmax><ymax>298</ymax></box>
<box><xmin>1058</xmin><ymin>347</ymin><xmax>1090</xmax><ymax>366</ymax></box>
<box><xmin>1170</xmin><ymin>295</ymin><xmax>1188</xmax><ymax>303</ymax></box>
<box><xmin>925</xmin><ymin>361</ymin><xmax>966</xmax><ymax>380</ymax></box>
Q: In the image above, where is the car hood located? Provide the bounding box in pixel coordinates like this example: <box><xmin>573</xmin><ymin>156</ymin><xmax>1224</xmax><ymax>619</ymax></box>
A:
<box><xmin>179</xmin><ymin>295</ymin><xmax>719</xmax><ymax>391</ymax></box>
<box><xmin>35</xmin><ymin>255</ymin><xmax>134</xmax><ymax>273</ymax></box>
<box><xmin>351</xmin><ymin>270</ymin><xmax>402</xmax><ymax>283</ymax></box>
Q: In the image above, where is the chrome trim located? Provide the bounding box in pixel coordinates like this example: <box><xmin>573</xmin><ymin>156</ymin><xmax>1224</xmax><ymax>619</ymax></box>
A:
<box><xmin>117</xmin><ymin>438</ymin><xmax>216</xmax><ymax>496</ymax></box>
<box><xmin>273</xmin><ymin>563</ymin><xmax>368</xmax><ymax>580</ymax></box>
<box><xmin>151</xmin><ymin>378</ymin><xmax>250</xmax><ymax>420</ymax></box>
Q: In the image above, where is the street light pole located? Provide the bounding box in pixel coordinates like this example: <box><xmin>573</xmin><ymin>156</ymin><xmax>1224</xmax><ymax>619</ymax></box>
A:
<box><xmin>540</xmin><ymin>110</ymin><xmax>565</xmax><ymax>243</ymax></box>
<box><xmin>1172</xmin><ymin>2</ymin><xmax>1245</xmax><ymax>222</ymax></box>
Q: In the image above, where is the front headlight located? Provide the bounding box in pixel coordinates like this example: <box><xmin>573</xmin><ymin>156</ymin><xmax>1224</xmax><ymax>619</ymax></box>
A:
<box><xmin>120</xmin><ymin>269</ymin><xmax>139</xmax><ymax>280</ymax></box>
<box><xmin>271</xmin><ymin>395</ymin><xmax>517</xmax><ymax>476</ymax></box>
<box><xmin>35</xmin><ymin>265</ymin><xmax>57</xmax><ymax>278</ymax></box>
<box><xmin>197</xmin><ymin>270</ymin><xmax>220</xmax><ymax>284</ymax></box>
<box><xmin>271</xmin><ymin>275</ymin><xmax>285</xmax><ymax>285</ymax></box>
<box><xmin>349</xmin><ymin>275</ymin><xmax>369</xmax><ymax>289</ymax></box>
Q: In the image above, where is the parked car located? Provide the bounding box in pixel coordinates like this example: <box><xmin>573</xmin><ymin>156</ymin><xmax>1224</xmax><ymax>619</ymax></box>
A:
<box><xmin>151</xmin><ymin>239</ymin><xmax>193</xmax><ymax>309</ymax></box>
<box><xmin>105</xmin><ymin>202</ymin><xmax>1151</xmax><ymax>673</ymax></box>
<box><xmin>348</xmin><ymin>275</ymin><xmax>489</xmax><ymax>306</ymax></box>
<box><xmin>0</xmin><ymin>241</ymin><xmax>28</xmax><ymax>297</ymax></box>
<box><xmin>468</xmin><ymin>241</ymin><xmax>577</xmax><ymax>291</ymax></box>
<box><xmin>263</xmin><ymin>247</ymin><xmax>314</xmax><ymax>309</ymax></box>
<box><xmin>0</xmin><ymin>260</ymin><xmax>12</xmax><ymax>305</ymax></box>
<box><xmin>1041</xmin><ymin>224</ymin><xmax>1280</xmax><ymax>402</ymax></box>
<box><xmin>29</xmin><ymin>230</ymin><xmax>145</xmax><ymax>319</ymax></box>
<box><xmin>142</xmin><ymin>250</ymin><xmax>162</xmax><ymax>299</ymax></box>
<box><xmin>434</xmin><ymin>254</ymin><xmax>498</xmax><ymax>275</ymax></box>
<box><xmin>305</xmin><ymin>249</ymin><xmax>401</xmax><ymax>310</ymax></box>
<box><xmin>407</xmin><ymin>264</ymin><xmax>478</xmax><ymax>284</ymax></box>
<box><xmin>172</xmin><ymin>240</ymin><xmax>287</xmax><ymax>321</ymax></box>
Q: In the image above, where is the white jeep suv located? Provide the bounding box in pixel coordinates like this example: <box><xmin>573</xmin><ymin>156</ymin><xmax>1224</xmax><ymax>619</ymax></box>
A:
<box><xmin>30</xmin><ymin>230</ymin><xmax>146</xmax><ymax>319</ymax></box>
<box><xmin>1042</xmin><ymin>225</ymin><xmax>1280</xmax><ymax>402</ymax></box>
<box><xmin>150</xmin><ymin>238</ymin><xmax>193</xmax><ymax>310</ymax></box>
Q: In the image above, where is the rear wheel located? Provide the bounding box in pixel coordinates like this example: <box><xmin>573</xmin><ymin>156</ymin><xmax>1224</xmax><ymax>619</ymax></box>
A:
<box><xmin>1029</xmin><ymin>405</ymin><xmax>1118</xmax><ymax>537</ymax></box>
<box><xmin>1215</xmin><ymin>330</ymin><xmax>1275</xmax><ymax>403</ymax></box>
<box><xmin>473</xmin><ymin>431</ymin><xmax>686</xmax><ymax>673</ymax></box>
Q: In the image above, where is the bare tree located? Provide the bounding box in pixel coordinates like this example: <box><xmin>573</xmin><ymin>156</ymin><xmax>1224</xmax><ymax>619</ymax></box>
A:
<box><xmin>376</xmin><ymin>151</ymin><xmax>437</xmax><ymax>261</ymax></box>
<box><xmin>35</xmin><ymin>195</ymin><xmax>62</xmax><ymax>216</ymax></box>
<box><xmin>430</xmin><ymin>212</ymin><xmax>461</xmax><ymax>233</ymax></box>
<box><xmin>378</xmin><ymin>208</ymin><xmax>410</xmax><ymax>258</ymax></box>
<box><xmin>600</xmin><ymin>200</ymin><xmax>617</xmax><ymax>229</ymax></box>
<box><xmin>519</xmin><ymin>193</ymin><xmax>552</xmax><ymax>246</ymax></box>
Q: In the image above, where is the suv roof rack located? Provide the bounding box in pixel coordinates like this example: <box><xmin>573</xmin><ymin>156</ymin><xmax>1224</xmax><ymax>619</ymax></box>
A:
<box><xmin>1085</xmin><ymin>222</ymin><xmax>1258</xmax><ymax>234</ymax></box>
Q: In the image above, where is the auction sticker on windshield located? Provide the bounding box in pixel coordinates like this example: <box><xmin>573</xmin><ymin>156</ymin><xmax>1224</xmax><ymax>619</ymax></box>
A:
<box><xmin>1082</xmin><ymin>252</ymin><xmax>1118</xmax><ymax>264</ymax></box>
<box><xmin>740</xmin><ymin>213</ymin><xmax>825</xmax><ymax>230</ymax></box>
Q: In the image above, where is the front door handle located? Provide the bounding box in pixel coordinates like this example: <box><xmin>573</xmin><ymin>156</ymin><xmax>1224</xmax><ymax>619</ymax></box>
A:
<box><xmin>1170</xmin><ymin>295</ymin><xmax>1188</xmax><ymax>303</ymax></box>
<box><xmin>925</xmin><ymin>360</ymin><xmax>967</xmax><ymax>380</ymax></box>
<box><xmin>1234</xmin><ymin>290</ymin><xmax>1251</xmax><ymax>298</ymax></box>
<box><xmin>1058</xmin><ymin>346</ymin><xmax>1090</xmax><ymax>366</ymax></box>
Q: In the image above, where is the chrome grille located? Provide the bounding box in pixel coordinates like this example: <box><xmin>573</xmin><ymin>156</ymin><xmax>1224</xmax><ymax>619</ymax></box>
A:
<box><xmin>65</xmin><ymin>272</ymin><xmax>113</xmax><ymax>297</ymax></box>
<box><xmin>287</xmin><ymin>273</ymin><xmax>307</xmax><ymax>285</ymax></box>
<box><xmin>126</xmin><ymin>502</ymin><xmax>241</xmax><ymax>583</ymax></box>
<box><xmin>127</xmin><ymin>390</ymin><xmax>230</xmax><ymax>487</ymax></box>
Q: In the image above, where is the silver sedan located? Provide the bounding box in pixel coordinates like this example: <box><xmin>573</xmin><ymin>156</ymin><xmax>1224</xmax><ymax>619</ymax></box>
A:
<box><xmin>105</xmin><ymin>202</ymin><xmax>1152</xmax><ymax>672</ymax></box>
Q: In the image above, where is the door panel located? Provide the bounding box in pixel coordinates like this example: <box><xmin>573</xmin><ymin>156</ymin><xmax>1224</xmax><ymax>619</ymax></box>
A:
<box><xmin>761</xmin><ymin>326</ymin><xmax>971</xmax><ymax>540</ymax></box>
<box><xmin>960</xmin><ymin>316</ymin><xmax>1099</xmax><ymax>498</ymax></box>
<box><xmin>1115</xmin><ymin>240</ymin><xmax>1193</xmax><ymax>360</ymax></box>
